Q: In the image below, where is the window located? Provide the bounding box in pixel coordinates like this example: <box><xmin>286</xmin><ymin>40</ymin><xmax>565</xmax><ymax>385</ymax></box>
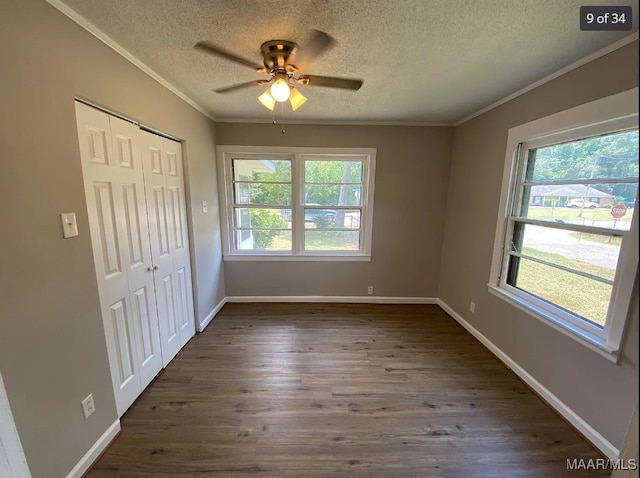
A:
<box><xmin>490</xmin><ymin>89</ymin><xmax>638</xmax><ymax>359</ymax></box>
<box><xmin>217</xmin><ymin>146</ymin><xmax>376</xmax><ymax>260</ymax></box>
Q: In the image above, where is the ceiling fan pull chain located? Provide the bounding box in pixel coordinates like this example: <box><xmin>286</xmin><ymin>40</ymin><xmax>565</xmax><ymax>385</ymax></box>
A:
<box><xmin>270</xmin><ymin>104</ymin><xmax>286</xmax><ymax>134</ymax></box>
<box><xmin>279</xmin><ymin>102</ymin><xmax>286</xmax><ymax>134</ymax></box>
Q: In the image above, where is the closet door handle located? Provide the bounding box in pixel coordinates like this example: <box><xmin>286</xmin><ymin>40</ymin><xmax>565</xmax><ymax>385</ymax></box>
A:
<box><xmin>147</xmin><ymin>266</ymin><xmax>154</xmax><ymax>272</ymax></box>
<box><xmin>153</xmin><ymin>265</ymin><xmax>159</xmax><ymax>271</ymax></box>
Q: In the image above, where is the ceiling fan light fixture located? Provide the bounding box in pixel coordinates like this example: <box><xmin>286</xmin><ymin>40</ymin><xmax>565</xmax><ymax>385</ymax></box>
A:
<box><xmin>270</xmin><ymin>76</ymin><xmax>291</xmax><ymax>102</ymax></box>
<box><xmin>289</xmin><ymin>86</ymin><xmax>307</xmax><ymax>111</ymax></box>
<box><xmin>258</xmin><ymin>89</ymin><xmax>276</xmax><ymax>110</ymax></box>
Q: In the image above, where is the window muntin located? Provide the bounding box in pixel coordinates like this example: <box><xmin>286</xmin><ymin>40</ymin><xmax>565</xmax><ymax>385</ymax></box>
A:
<box><xmin>220</xmin><ymin>148</ymin><xmax>375</xmax><ymax>258</ymax></box>
<box><xmin>503</xmin><ymin>127</ymin><xmax>638</xmax><ymax>334</ymax></box>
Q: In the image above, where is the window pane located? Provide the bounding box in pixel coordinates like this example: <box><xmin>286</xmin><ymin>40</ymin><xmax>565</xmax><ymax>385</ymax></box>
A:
<box><xmin>304</xmin><ymin>160</ymin><xmax>363</xmax><ymax>183</ymax></box>
<box><xmin>232</xmin><ymin>159</ymin><xmax>291</xmax><ymax>182</ymax></box>
<box><xmin>234</xmin><ymin>182</ymin><xmax>291</xmax><ymax>205</ymax></box>
<box><xmin>233</xmin><ymin>208</ymin><xmax>290</xmax><ymax>229</ymax></box>
<box><xmin>304</xmin><ymin>210</ymin><xmax>361</xmax><ymax>229</ymax></box>
<box><xmin>304</xmin><ymin>231</ymin><xmax>360</xmax><ymax>251</ymax></box>
<box><xmin>529</xmin><ymin>129</ymin><xmax>639</xmax><ymax>182</ymax></box>
<box><xmin>510</xmin><ymin>257</ymin><xmax>612</xmax><ymax>327</ymax></box>
<box><xmin>520</xmin><ymin>182</ymin><xmax>636</xmax><ymax>231</ymax></box>
<box><xmin>304</xmin><ymin>185</ymin><xmax>362</xmax><ymax>206</ymax></box>
<box><xmin>507</xmin><ymin>223</ymin><xmax>621</xmax><ymax>327</ymax></box>
<box><xmin>235</xmin><ymin>230</ymin><xmax>292</xmax><ymax>251</ymax></box>
<box><xmin>513</xmin><ymin>223</ymin><xmax>620</xmax><ymax>282</ymax></box>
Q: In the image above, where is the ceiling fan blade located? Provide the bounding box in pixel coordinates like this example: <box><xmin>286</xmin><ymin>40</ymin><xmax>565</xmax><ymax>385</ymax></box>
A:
<box><xmin>297</xmin><ymin>75</ymin><xmax>363</xmax><ymax>91</ymax></box>
<box><xmin>291</xmin><ymin>30</ymin><xmax>335</xmax><ymax>71</ymax></box>
<box><xmin>214</xmin><ymin>80</ymin><xmax>269</xmax><ymax>94</ymax></box>
<box><xmin>195</xmin><ymin>41</ymin><xmax>263</xmax><ymax>70</ymax></box>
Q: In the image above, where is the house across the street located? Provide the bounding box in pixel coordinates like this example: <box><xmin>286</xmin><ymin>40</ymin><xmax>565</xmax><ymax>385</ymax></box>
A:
<box><xmin>529</xmin><ymin>184</ymin><xmax>615</xmax><ymax>207</ymax></box>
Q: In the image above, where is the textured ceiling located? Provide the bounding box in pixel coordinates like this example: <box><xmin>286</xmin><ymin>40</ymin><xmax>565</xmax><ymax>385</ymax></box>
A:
<box><xmin>58</xmin><ymin>0</ymin><xmax>638</xmax><ymax>124</ymax></box>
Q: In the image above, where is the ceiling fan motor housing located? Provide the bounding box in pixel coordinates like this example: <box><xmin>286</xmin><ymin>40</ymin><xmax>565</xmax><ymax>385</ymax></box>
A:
<box><xmin>260</xmin><ymin>40</ymin><xmax>298</xmax><ymax>71</ymax></box>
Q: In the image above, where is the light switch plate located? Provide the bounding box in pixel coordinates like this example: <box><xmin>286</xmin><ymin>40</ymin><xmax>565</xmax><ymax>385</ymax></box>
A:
<box><xmin>61</xmin><ymin>213</ymin><xmax>79</xmax><ymax>238</ymax></box>
<box><xmin>202</xmin><ymin>201</ymin><xmax>208</xmax><ymax>213</ymax></box>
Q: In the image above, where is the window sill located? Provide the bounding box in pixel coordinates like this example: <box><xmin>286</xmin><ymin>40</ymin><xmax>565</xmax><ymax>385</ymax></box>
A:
<box><xmin>223</xmin><ymin>254</ymin><xmax>371</xmax><ymax>262</ymax></box>
<box><xmin>487</xmin><ymin>284</ymin><xmax>620</xmax><ymax>363</ymax></box>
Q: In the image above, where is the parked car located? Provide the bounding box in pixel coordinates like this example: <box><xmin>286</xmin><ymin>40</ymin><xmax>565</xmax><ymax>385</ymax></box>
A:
<box><xmin>279</xmin><ymin>208</ymin><xmax>338</xmax><ymax>223</ymax></box>
<box><xmin>305</xmin><ymin>208</ymin><xmax>337</xmax><ymax>223</ymax></box>
<box><xmin>567</xmin><ymin>199</ymin><xmax>599</xmax><ymax>209</ymax></box>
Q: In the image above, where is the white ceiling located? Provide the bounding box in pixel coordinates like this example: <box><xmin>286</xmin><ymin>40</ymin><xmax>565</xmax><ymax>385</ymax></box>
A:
<box><xmin>57</xmin><ymin>0</ymin><xmax>638</xmax><ymax>124</ymax></box>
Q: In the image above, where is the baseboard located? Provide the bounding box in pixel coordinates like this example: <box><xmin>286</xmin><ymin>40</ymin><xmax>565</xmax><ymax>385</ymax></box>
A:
<box><xmin>197</xmin><ymin>297</ymin><xmax>228</xmax><ymax>332</ymax></box>
<box><xmin>225</xmin><ymin>296</ymin><xmax>437</xmax><ymax>304</ymax></box>
<box><xmin>65</xmin><ymin>420</ymin><xmax>120</xmax><ymax>478</ymax></box>
<box><xmin>435</xmin><ymin>299</ymin><xmax>619</xmax><ymax>460</ymax></box>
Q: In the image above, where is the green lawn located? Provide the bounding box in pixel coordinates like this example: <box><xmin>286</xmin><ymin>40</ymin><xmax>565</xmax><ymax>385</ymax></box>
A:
<box><xmin>568</xmin><ymin>232</ymin><xmax>621</xmax><ymax>246</ymax></box>
<box><xmin>269</xmin><ymin>231</ymin><xmax>358</xmax><ymax>251</ymax></box>
<box><xmin>517</xmin><ymin>247</ymin><xmax>613</xmax><ymax>326</ymax></box>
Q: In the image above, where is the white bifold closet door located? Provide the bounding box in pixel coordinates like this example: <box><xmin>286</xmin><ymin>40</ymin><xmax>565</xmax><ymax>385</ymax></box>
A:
<box><xmin>75</xmin><ymin>102</ymin><xmax>195</xmax><ymax>416</ymax></box>
<box><xmin>140</xmin><ymin>131</ymin><xmax>195</xmax><ymax>366</ymax></box>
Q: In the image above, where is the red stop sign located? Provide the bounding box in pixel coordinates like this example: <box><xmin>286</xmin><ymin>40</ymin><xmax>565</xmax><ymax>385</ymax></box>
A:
<box><xmin>611</xmin><ymin>204</ymin><xmax>627</xmax><ymax>219</ymax></box>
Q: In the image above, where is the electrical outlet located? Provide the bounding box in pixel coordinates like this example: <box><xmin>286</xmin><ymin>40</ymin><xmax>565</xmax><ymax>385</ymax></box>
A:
<box><xmin>470</xmin><ymin>301</ymin><xmax>476</xmax><ymax>313</ymax></box>
<box><xmin>81</xmin><ymin>394</ymin><xmax>95</xmax><ymax>419</ymax></box>
<box><xmin>367</xmin><ymin>286</ymin><xmax>374</xmax><ymax>295</ymax></box>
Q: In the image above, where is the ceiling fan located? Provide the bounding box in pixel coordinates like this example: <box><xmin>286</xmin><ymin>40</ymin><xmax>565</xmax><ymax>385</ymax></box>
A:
<box><xmin>194</xmin><ymin>30</ymin><xmax>363</xmax><ymax>111</ymax></box>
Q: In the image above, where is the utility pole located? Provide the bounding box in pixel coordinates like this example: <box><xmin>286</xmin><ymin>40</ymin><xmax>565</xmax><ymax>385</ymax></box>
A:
<box><xmin>578</xmin><ymin>155</ymin><xmax>599</xmax><ymax>219</ymax></box>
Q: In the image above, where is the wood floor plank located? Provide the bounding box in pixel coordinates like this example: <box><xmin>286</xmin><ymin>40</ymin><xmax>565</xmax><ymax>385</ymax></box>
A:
<box><xmin>87</xmin><ymin>303</ymin><xmax>608</xmax><ymax>477</ymax></box>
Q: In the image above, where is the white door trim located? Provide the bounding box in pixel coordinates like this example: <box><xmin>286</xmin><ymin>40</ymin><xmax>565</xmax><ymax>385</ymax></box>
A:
<box><xmin>0</xmin><ymin>371</ymin><xmax>31</xmax><ymax>478</ymax></box>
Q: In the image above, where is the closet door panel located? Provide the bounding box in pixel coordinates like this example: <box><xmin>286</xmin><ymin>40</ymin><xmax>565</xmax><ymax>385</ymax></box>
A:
<box><xmin>110</xmin><ymin>116</ymin><xmax>163</xmax><ymax>389</ymax></box>
<box><xmin>164</xmin><ymin>139</ymin><xmax>196</xmax><ymax>346</ymax></box>
<box><xmin>141</xmin><ymin>132</ymin><xmax>181</xmax><ymax>367</ymax></box>
<box><xmin>132</xmin><ymin>285</ymin><xmax>156</xmax><ymax>366</ymax></box>
<box><xmin>75</xmin><ymin>103</ymin><xmax>142</xmax><ymax>416</ymax></box>
<box><xmin>109</xmin><ymin>299</ymin><xmax>136</xmax><ymax>390</ymax></box>
<box><xmin>174</xmin><ymin>264</ymin><xmax>193</xmax><ymax>347</ymax></box>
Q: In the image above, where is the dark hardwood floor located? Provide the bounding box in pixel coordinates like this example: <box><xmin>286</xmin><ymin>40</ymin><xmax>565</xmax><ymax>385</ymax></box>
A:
<box><xmin>87</xmin><ymin>303</ymin><xmax>608</xmax><ymax>477</ymax></box>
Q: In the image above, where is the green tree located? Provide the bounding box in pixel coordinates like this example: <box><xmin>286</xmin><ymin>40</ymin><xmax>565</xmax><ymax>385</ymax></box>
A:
<box><xmin>531</xmin><ymin>129</ymin><xmax>638</xmax><ymax>202</ymax></box>
<box><xmin>250</xmin><ymin>160</ymin><xmax>291</xmax><ymax>205</ymax></box>
<box><xmin>249</xmin><ymin>209</ymin><xmax>286</xmax><ymax>249</ymax></box>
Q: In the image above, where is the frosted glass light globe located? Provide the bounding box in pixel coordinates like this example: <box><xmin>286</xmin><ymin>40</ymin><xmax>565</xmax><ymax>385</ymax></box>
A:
<box><xmin>270</xmin><ymin>78</ymin><xmax>291</xmax><ymax>102</ymax></box>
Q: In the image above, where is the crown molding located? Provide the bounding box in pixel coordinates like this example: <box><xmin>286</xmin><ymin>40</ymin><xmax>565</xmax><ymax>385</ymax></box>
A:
<box><xmin>44</xmin><ymin>0</ymin><xmax>215</xmax><ymax>122</ymax></box>
<box><xmin>454</xmin><ymin>32</ymin><xmax>639</xmax><ymax>127</ymax></box>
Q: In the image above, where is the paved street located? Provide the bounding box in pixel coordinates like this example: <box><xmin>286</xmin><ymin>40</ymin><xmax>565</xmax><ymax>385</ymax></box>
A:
<box><xmin>522</xmin><ymin>225</ymin><xmax>620</xmax><ymax>270</ymax></box>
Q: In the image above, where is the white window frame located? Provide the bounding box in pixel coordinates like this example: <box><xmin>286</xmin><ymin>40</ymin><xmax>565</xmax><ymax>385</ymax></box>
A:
<box><xmin>489</xmin><ymin>88</ymin><xmax>639</xmax><ymax>362</ymax></box>
<box><xmin>216</xmin><ymin>145</ymin><xmax>376</xmax><ymax>261</ymax></box>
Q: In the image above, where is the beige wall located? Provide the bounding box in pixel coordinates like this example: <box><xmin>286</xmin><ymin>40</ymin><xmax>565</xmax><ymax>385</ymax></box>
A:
<box><xmin>439</xmin><ymin>41</ymin><xmax>639</xmax><ymax>449</ymax></box>
<box><xmin>0</xmin><ymin>1</ymin><xmax>224</xmax><ymax>477</ymax></box>
<box><xmin>216</xmin><ymin>123</ymin><xmax>452</xmax><ymax>298</ymax></box>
